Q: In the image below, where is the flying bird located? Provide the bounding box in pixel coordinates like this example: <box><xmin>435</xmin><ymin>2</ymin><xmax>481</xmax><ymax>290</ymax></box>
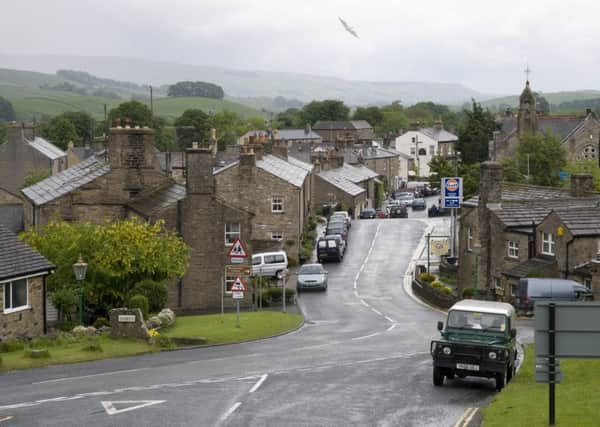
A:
<box><xmin>338</xmin><ymin>16</ymin><xmax>359</xmax><ymax>39</ymax></box>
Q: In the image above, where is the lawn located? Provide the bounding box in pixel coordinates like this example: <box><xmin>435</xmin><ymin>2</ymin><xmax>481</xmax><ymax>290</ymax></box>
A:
<box><xmin>162</xmin><ymin>311</ymin><xmax>304</xmax><ymax>344</ymax></box>
<box><xmin>482</xmin><ymin>345</ymin><xmax>600</xmax><ymax>426</ymax></box>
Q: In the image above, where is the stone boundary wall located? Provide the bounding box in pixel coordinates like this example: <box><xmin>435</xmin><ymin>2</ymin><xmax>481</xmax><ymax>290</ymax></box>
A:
<box><xmin>412</xmin><ymin>279</ymin><xmax>457</xmax><ymax>309</ymax></box>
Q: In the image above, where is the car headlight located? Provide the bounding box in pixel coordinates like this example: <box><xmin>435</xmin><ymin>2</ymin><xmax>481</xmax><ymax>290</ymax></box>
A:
<box><xmin>488</xmin><ymin>351</ymin><xmax>497</xmax><ymax>360</ymax></box>
<box><xmin>443</xmin><ymin>346</ymin><xmax>452</xmax><ymax>355</ymax></box>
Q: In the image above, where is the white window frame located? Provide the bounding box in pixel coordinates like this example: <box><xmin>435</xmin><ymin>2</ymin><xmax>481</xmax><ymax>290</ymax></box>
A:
<box><xmin>224</xmin><ymin>223</ymin><xmax>241</xmax><ymax>246</ymax></box>
<box><xmin>467</xmin><ymin>227</ymin><xmax>473</xmax><ymax>251</ymax></box>
<box><xmin>271</xmin><ymin>196</ymin><xmax>284</xmax><ymax>213</ymax></box>
<box><xmin>224</xmin><ymin>274</ymin><xmax>236</xmax><ymax>294</ymax></box>
<box><xmin>271</xmin><ymin>231</ymin><xmax>283</xmax><ymax>241</ymax></box>
<box><xmin>3</xmin><ymin>277</ymin><xmax>30</xmax><ymax>314</ymax></box>
<box><xmin>507</xmin><ymin>241</ymin><xmax>519</xmax><ymax>259</ymax></box>
<box><xmin>541</xmin><ymin>232</ymin><xmax>555</xmax><ymax>255</ymax></box>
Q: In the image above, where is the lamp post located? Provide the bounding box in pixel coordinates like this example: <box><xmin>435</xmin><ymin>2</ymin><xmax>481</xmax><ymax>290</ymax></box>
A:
<box><xmin>72</xmin><ymin>255</ymin><xmax>88</xmax><ymax>326</ymax></box>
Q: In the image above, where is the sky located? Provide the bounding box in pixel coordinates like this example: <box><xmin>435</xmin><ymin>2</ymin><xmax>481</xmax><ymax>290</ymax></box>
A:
<box><xmin>2</xmin><ymin>0</ymin><xmax>599</xmax><ymax>94</ymax></box>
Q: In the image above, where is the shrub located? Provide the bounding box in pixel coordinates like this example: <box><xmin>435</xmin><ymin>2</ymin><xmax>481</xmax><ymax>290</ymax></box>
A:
<box><xmin>419</xmin><ymin>272</ymin><xmax>436</xmax><ymax>283</ymax></box>
<box><xmin>307</xmin><ymin>215</ymin><xmax>317</xmax><ymax>231</ymax></box>
<box><xmin>50</xmin><ymin>287</ymin><xmax>78</xmax><ymax>321</ymax></box>
<box><xmin>430</xmin><ymin>281</ymin><xmax>443</xmax><ymax>289</ymax></box>
<box><xmin>262</xmin><ymin>287</ymin><xmax>296</xmax><ymax>304</ymax></box>
<box><xmin>128</xmin><ymin>294</ymin><xmax>149</xmax><ymax>319</ymax></box>
<box><xmin>0</xmin><ymin>338</ymin><xmax>25</xmax><ymax>353</ymax></box>
<box><xmin>462</xmin><ymin>288</ymin><xmax>475</xmax><ymax>299</ymax></box>
<box><xmin>132</xmin><ymin>279</ymin><xmax>168</xmax><ymax>313</ymax></box>
<box><xmin>93</xmin><ymin>317</ymin><xmax>109</xmax><ymax>329</ymax></box>
<box><xmin>57</xmin><ymin>320</ymin><xmax>78</xmax><ymax>332</ymax></box>
<box><xmin>81</xmin><ymin>337</ymin><xmax>103</xmax><ymax>352</ymax></box>
<box><xmin>299</xmin><ymin>245</ymin><xmax>312</xmax><ymax>263</ymax></box>
<box><xmin>439</xmin><ymin>286</ymin><xmax>454</xmax><ymax>295</ymax></box>
<box><xmin>287</xmin><ymin>257</ymin><xmax>298</xmax><ymax>268</ymax></box>
<box><xmin>156</xmin><ymin>336</ymin><xmax>174</xmax><ymax>349</ymax></box>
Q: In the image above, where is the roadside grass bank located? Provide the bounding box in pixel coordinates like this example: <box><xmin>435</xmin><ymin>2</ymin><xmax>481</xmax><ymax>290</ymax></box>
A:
<box><xmin>482</xmin><ymin>345</ymin><xmax>600</xmax><ymax>426</ymax></box>
<box><xmin>162</xmin><ymin>312</ymin><xmax>304</xmax><ymax>344</ymax></box>
<box><xmin>0</xmin><ymin>312</ymin><xmax>303</xmax><ymax>372</ymax></box>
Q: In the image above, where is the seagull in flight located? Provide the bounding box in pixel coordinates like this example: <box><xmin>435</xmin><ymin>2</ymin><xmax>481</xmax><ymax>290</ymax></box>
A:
<box><xmin>338</xmin><ymin>16</ymin><xmax>359</xmax><ymax>39</ymax></box>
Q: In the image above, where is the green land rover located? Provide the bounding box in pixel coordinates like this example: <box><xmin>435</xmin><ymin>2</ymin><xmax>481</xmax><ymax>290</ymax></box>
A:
<box><xmin>430</xmin><ymin>299</ymin><xmax>517</xmax><ymax>391</ymax></box>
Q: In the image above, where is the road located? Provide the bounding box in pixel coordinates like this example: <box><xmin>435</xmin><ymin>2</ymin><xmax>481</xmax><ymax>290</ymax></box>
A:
<box><xmin>0</xmin><ymin>215</ymin><xmax>514</xmax><ymax>427</ymax></box>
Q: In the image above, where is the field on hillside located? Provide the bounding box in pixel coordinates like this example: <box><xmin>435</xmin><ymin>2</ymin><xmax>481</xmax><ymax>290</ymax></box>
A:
<box><xmin>0</xmin><ymin>85</ymin><xmax>265</xmax><ymax>121</ymax></box>
<box><xmin>483</xmin><ymin>90</ymin><xmax>600</xmax><ymax>111</ymax></box>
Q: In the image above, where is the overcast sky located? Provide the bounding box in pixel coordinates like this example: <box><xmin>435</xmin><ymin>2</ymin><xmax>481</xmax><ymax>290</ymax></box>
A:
<box><xmin>2</xmin><ymin>0</ymin><xmax>599</xmax><ymax>94</ymax></box>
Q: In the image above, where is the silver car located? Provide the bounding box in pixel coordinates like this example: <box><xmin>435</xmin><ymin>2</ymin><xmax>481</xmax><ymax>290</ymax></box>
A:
<box><xmin>296</xmin><ymin>263</ymin><xmax>328</xmax><ymax>292</ymax></box>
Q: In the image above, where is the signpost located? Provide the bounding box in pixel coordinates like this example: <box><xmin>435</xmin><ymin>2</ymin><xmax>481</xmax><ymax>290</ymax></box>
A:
<box><xmin>226</xmin><ymin>238</ymin><xmax>250</xmax><ymax>322</ymax></box>
<box><xmin>534</xmin><ymin>301</ymin><xmax>600</xmax><ymax>425</ymax></box>
<box><xmin>441</xmin><ymin>177</ymin><xmax>462</xmax><ymax>259</ymax></box>
<box><xmin>231</xmin><ymin>277</ymin><xmax>247</xmax><ymax>328</ymax></box>
<box><xmin>227</xmin><ymin>238</ymin><xmax>248</xmax><ymax>264</ymax></box>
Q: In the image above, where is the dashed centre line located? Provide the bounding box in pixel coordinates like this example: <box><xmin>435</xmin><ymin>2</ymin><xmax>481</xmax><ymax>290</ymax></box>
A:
<box><xmin>220</xmin><ymin>402</ymin><xmax>242</xmax><ymax>422</ymax></box>
<box><xmin>249</xmin><ymin>374</ymin><xmax>268</xmax><ymax>393</ymax></box>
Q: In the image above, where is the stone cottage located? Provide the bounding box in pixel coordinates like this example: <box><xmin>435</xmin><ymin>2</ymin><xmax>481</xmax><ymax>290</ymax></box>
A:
<box><xmin>0</xmin><ymin>223</ymin><xmax>54</xmax><ymax>339</ymax></box>
<box><xmin>313</xmin><ymin>120</ymin><xmax>375</xmax><ymax>144</ymax></box>
<box><xmin>458</xmin><ymin>161</ymin><xmax>600</xmax><ymax>301</ymax></box>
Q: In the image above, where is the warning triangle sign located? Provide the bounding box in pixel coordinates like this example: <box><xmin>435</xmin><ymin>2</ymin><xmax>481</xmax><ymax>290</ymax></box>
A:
<box><xmin>227</xmin><ymin>238</ymin><xmax>248</xmax><ymax>258</ymax></box>
<box><xmin>230</xmin><ymin>276</ymin><xmax>247</xmax><ymax>292</ymax></box>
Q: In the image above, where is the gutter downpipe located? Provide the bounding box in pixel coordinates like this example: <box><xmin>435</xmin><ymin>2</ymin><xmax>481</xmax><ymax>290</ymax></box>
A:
<box><xmin>43</xmin><ymin>275</ymin><xmax>47</xmax><ymax>335</ymax></box>
<box><xmin>565</xmin><ymin>237</ymin><xmax>574</xmax><ymax>279</ymax></box>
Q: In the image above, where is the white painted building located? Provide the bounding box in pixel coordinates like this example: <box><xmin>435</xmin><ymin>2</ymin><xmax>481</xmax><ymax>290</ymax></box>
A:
<box><xmin>393</xmin><ymin>123</ymin><xmax>458</xmax><ymax>178</ymax></box>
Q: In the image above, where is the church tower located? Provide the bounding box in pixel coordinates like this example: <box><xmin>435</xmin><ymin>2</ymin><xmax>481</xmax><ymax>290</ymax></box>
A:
<box><xmin>517</xmin><ymin>80</ymin><xmax>538</xmax><ymax>136</ymax></box>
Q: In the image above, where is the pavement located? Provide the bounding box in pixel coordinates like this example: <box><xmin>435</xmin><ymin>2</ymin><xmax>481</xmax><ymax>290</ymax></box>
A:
<box><xmin>0</xmin><ymin>199</ymin><xmax>534</xmax><ymax>427</ymax></box>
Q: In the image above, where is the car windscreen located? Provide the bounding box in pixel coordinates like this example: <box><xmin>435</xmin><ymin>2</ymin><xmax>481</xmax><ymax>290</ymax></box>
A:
<box><xmin>447</xmin><ymin>310</ymin><xmax>506</xmax><ymax>332</ymax></box>
<box><xmin>299</xmin><ymin>265</ymin><xmax>323</xmax><ymax>274</ymax></box>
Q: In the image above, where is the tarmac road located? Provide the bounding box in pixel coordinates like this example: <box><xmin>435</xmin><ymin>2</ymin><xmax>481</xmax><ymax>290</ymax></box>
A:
<box><xmin>0</xmin><ymin>217</ymin><xmax>514</xmax><ymax>427</ymax></box>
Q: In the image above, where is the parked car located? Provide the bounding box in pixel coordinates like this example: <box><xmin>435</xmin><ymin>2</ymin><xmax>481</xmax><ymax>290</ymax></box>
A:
<box><xmin>296</xmin><ymin>263</ymin><xmax>328</xmax><ymax>292</ymax></box>
<box><xmin>360</xmin><ymin>208</ymin><xmax>377</xmax><ymax>219</ymax></box>
<box><xmin>331</xmin><ymin>211</ymin><xmax>352</xmax><ymax>227</ymax></box>
<box><xmin>395</xmin><ymin>192</ymin><xmax>414</xmax><ymax>207</ymax></box>
<box><xmin>428</xmin><ymin>205</ymin><xmax>450</xmax><ymax>217</ymax></box>
<box><xmin>317</xmin><ymin>235</ymin><xmax>345</xmax><ymax>262</ymax></box>
<box><xmin>376</xmin><ymin>209</ymin><xmax>388</xmax><ymax>218</ymax></box>
<box><xmin>517</xmin><ymin>278</ymin><xmax>593</xmax><ymax>314</ymax></box>
<box><xmin>389</xmin><ymin>205</ymin><xmax>408</xmax><ymax>218</ymax></box>
<box><xmin>325</xmin><ymin>224</ymin><xmax>348</xmax><ymax>241</ymax></box>
<box><xmin>251</xmin><ymin>251</ymin><xmax>288</xmax><ymax>278</ymax></box>
<box><xmin>412</xmin><ymin>198</ymin><xmax>426</xmax><ymax>210</ymax></box>
<box><xmin>431</xmin><ymin>299</ymin><xmax>518</xmax><ymax>391</ymax></box>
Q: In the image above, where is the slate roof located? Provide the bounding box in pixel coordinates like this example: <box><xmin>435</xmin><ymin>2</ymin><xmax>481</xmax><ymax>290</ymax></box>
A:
<box><xmin>276</xmin><ymin>129</ymin><xmax>322</xmax><ymax>141</ymax></box>
<box><xmin>27</xmin><ymin>137</ymin><xmax>66</xmax><ymax>160</ymax></box>
<box><xmin>22</xmin><ymin>152</ymin><xmax>110</xmax><ymax>206</ymax></box>
<box><xmin>420</xmin><ymin>127</ymin><xmax>458</xmax><ymax>143</ymax></box>
<box><xmin>497</xmin><ymin>116</ymin><xmax>587</xmax><ymax>143</ymax></box>
<box><xmin>552</xmin><ymin>207</ymin><xmax>600</xmax><ymax>236</ymax></box>
<box><xmin>355</xmin><ymin>146</ymin><xmax>399</xmax><ymax>160</ymax></box>
<box><xmin>128</xmin><ymin>184</ymin><xmax>187</xmax><ymax>217</ymax></box>
<box><xmin>338</xmin><ymin>163</ymin><xmax>378</xmax><ymax>183</ymax></box>
<box><xmin>0</xmin><ymin>223</ymin><xmax>54</xmax><ymax>282</ymax></box>
<box><xmin>286</xmin><ymin>156</ymin><xmax>314</xmax><ymax>172</ymax></box>
<box><xmin>256</xmin><ymin>154</ymin><xmax>308</xmax><ymax>188</ymax></box>
<box><xmin>71</xmin><ymin>146</ymin><xmax>97</xmax><ymax>162</ymax></box>
<box><xmin>313</xmin><ymin>120</ymin><xmax>373</xmax><ymax>131</ymax></box>
<box><xmin>317</xmin><ymin>169</ymin><xmax>365</xmax><ymax>197</ymax></box>
<box><xmin>503</xmin><ymin>257</ymin><xmax>557</xmax><ymax>279</ymax></box>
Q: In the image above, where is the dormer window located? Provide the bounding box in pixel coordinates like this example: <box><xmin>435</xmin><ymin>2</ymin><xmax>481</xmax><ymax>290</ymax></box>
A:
<box><xmin>541</xmin><ymin>232</ymin><xmax>555</xmax><ymax>256</ymax></box>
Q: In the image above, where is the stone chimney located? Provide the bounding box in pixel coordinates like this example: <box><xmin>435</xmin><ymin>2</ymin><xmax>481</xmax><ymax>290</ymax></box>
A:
<box><xmin>240</xmin><ymin>145</ymin><xmax>256</xmax><ymax>169</ymax></box>
<box><xmin>210</xmin><ymin>128</ymin><xmax>218</xmax><ymax>156</ymax></box>
<box><xmin>305</xmin><ymin>123</ymin><xmax>312</xmax><ymax>135</ymax></box>
<box><xmin>272</xmin><ymin>139</ymin><xmax>288</xmax><ymax>160</ymax></box>
<box><xmin>479</xmin><ymin>162</ymin><xmax>503</xmax><ymax>208</ymax></box>
<box><xmin>313</xmin><ymin>159</ymin><xmax>321</xmax><ymax>174</ymax></box>
<box><xmin>108</xmin><ymin>126</ymin><xmax>156</xmax><ymax>192</ymax></box>
<box><xmin>7</xmin><ymin>122</ymin><xmax>37</xmax><ymax>142</ymax></box>
<box><xmin>434</xmin><ymin>118</ymin><xmax>443</xmax><ymax>130</ymax></box>
<box><xmin>571</xmin><ymin>173</ymin><xmax>594</xmax><ymax>197</ymax></box>
<box><xmin>252</xmin><ymin>143</ymin><xmax>264</xmax><ymax>160</ymax></box>
<box><xmin>330</xmin><ymin>150</ymin><xmax>344</xmax><ymax>169</ymax></box>
<box><xmin>185</xmin><ymin>144</ymin><xmax>215</xmax><ymax>195</ymax></box>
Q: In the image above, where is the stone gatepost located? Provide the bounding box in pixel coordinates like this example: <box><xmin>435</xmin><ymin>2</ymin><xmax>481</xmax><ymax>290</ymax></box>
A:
<box><xmin>109</xmin><ymin>308</ymin><xmax>150</xmax><ymax>340</ymax></box>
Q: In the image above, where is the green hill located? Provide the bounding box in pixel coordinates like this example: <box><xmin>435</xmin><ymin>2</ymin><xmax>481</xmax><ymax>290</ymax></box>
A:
<box><xmin>153</xmin><ymin>96</ymin><xmax>266</xmax><ymax>120</ymax></box>
<box><xmin>482</xmin><ymin>90</ymin><xmax>600</xmax><ymax>112</ymax></box>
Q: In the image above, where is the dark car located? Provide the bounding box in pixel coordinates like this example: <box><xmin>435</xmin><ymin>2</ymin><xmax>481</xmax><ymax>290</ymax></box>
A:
<box><xmin>360</xmin><ymin>208</ymin><xmax>376</xmax><ymax>219</ymax></box>
<box><xmin>428</xmin><ymin>205</ymin><xmax>450</xmax><ymax>217</ymax></box>
<box><xmin>389</xmin><ymin>205</ymin><xmax>408</xmax><ymax>218</ymax></box>
<box><xmin>412</xmin><ymin>198</ymin><xmax>426</xmax><ymax>210</ymax></box>
<box><xmin>317</xmin><ymin>236</ymin><xmax>345</xmax><ymax>262</ymax></box>
<box><xmin>326</xmin><ymin>224</ymin><xmax>348</xmax><ymax>241</ymax></box>
<box><xmin>517</xmin><ymin>278</ymin><xmax>592</xmax><ymax>314</ymax></box>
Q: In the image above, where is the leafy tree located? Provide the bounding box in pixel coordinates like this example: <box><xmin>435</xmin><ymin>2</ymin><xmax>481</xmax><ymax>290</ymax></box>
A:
<box><xmin>459</xmin><ymin>162</ymin><xmax>481</xmax><ymax>199</ymax></box>
<box><xmin>517</xmin><ymin>132</ymin><xmax>566</xmax><ymax>186</ymax></box>
<box><xmin>41</xmin><ymin>116</ymin><xmax>79</xmax><ymax>150</ymax></box>
<box><xmin>275</xmin><ymin>108</ymin><xmax>302</xmax><ymax>128</ymax></box>
<box><xmin>377</xmin><ymin>110</ymin><xmax>409</xmax><ymax>137</ymax></box>
<box><xmin>0</xmin><ymin>122</ymin><xmax>6</xmax><ymax>145</ymax></box>
<box><xmin>21</xmin><ymin>168</ymin><xmax>51</xmax><ymax>188</ymax></box>
<box><xmin>300</xmin><ymin>100</ymin><xmax>349</xmax><ymax>124</ymax></box>
<box><xmin>108</xmin><ymin>100</ymin><xmax>152</xmax><ymax>127</ymax></box>
<box><xmin>0</xmin><ymin>96</ymin><xmax>16</xmax><ymax>121</ymax></box>
<box><xmin>534</xmin><ymin>92</ymin><xmax>550</xmax><ymax>114</ymax></box>
<box><xmin>61</xmin><ymin>111</ymin><xmax>95</xmax><ymax>143</ymax></box>
<box><xmin>20</xmin><ymin>219</ymin><xmax>190</xmax><ymax>312</ymax></box>
<box><xmin>500</xmin><ymin>158</ymin><xmax>526</xmax><ymax>183</ymax></box>
<box><xmin>456</xmin><ymin>100</ymin><xmax>499</xmax><ymax>164</ymax></box>
<box><xmin>563</xmin><ymin>160</ymin><xmax>600</xmax><ymax>191</ymax></box>
<box><xmin>428</xmin><ymin>155</ymin><xmax>455</xmax><ymax>189</ymax></box>
<box><xmin>174</xmin><ymin>109</ymin><xmax>211</xmax><ymax>147</ymax></box>
<box><xmin>167</xmin><ymin>81</ymin><xmax>225</xmax><ymax>99</ymax></box>
<box><xmin>353</xmin><ymin>106</ymin><xmax>384</xmax><ymax>127</ymax></box>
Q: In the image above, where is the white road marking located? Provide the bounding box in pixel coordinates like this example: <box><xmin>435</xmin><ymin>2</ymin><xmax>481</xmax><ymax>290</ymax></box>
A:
<box><xmin>384</xmin><ymin>316</ymin><xmax>395</xmax><ymax>323</ymax></box>
<box><xmin>371</xmin><ymin>308</ymin><xmax>382</xmax><ymax>316</ymax></box>
<box><xmin>101</xmin><ymin>400</ymin><xmax>165</xmax><ymax>416</ymax></box>
<box><xmin>386</xmin><ymin>323</ymin><xmax>398</xmax><ymax>332</ymax></box>
<box><xmin>32</xmin><ymin>368</ymin><xmax>149</xmax><ymax>385</ymax></box>
<box><xmin>0</xmin><ymin>416</ymin><xmax>13</xmax><ymax>423</ymax></box>
<box><xmin>360</xmin><ymin>299</ymin><xmax>368</xmax><ymax>307</ymax></box>
<box><xmin>220</xmin><ymin>402</ymin><xmax>242</xmax><ymax>421</ymax></box>
<box><xmin>249</xmin><ymin>374</ymin><xmax>268</xmax><ymax>393</ymax></box>
<box><xmin>351</xmin><ymin>332</ymin><xmax>381</xmax><ymax>341</ymax></box>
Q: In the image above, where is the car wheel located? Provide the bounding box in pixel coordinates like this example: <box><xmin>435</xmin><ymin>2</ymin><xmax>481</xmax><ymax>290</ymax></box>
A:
<box><xmin>296</xmin><ymin>287</ymin><xmax>301</xmax><ymax>293</ymax></box>
<box><xmin>323</xmin><ymin>283</ymin><xmax>328</xmax><ymax>291</ymax></box>
<box><xmin>495</xmin><ymin>368</ymin><xmax>506</xmax><ymax>391</ymax></box>
<box><xmin>507</xmin><ymin>363</ymin><xmax>516</xmax><ymax>382</ymax></box>
<box><xmin>433</xmin><ymin>367</ymin><xmax>444</xmax><ymax>386</ymax></box>
<box><xmin>446</xmin><ymin>372</ymin><xmax>455</xmax><ymax>380</ymax></box>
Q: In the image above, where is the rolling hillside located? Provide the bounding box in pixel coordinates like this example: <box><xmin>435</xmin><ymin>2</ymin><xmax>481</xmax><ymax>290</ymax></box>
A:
<box><xmin>482</xmin><ymin>90</ymin><xmax>600</xmax><ymax>112</ymax></box>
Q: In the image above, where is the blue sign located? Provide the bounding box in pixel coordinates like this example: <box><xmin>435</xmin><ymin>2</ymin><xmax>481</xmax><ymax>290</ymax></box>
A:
<box><xmin>441</xmin><ymin>177</ymin><xmax>462</xmax><ymax>209</ymax></box>
<box><xmin>558</xmin><ymin>171</ymin><xmax>570</xmax><ymax>181</ymax></box>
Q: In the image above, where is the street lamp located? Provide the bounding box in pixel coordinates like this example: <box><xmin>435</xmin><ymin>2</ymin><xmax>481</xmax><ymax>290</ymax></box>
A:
<box><xmin>72</xmin><ymin>255</ymin><xmax>88</xmax><ymax>325</ymax></box>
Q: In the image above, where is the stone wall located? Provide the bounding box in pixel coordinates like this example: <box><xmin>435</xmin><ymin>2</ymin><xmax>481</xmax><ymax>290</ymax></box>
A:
<box><xmin>412</xmin><ymin>279</ymin><xmax>457</xmax><ymax>309</ymax></box>
<box><xmin>0</xmin><ymin>275</ymin><xmax>44</xmax><ymax>339</ymax></box>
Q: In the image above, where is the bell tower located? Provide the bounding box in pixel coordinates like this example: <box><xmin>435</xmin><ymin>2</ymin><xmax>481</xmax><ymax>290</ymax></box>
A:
<box><xmin>517</xmin><ymin>73</ymin><xmax>538</xmax><ymax>137</ymax></box>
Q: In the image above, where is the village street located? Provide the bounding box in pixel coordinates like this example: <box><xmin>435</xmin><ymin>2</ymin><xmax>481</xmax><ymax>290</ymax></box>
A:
<box><xmin>0</xmin><ymin>214</ymin><xmax>520</xmax><ymax>427</ymax></box>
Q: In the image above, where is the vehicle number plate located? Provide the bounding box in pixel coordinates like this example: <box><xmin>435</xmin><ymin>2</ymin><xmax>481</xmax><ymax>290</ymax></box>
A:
<box><xmin>456</xmin><ymin>363</ymin><xmax>480</xmax><ymax>371</ymax></box>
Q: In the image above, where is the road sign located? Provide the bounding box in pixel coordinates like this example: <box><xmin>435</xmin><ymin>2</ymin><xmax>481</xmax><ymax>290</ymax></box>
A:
<box><xmin>230</xmin><ymin>276</ymin><xmax>247</xmax><ymax>292</ymax></box>
<box><xmin>535</xmin><ymin>302</ymin><xmax>600</xmax><ymax>358</ymax></box>
<box><xmin>226</xmin><ymin>265</ymin><xmax>251</xmax><ymax>277</ymax></box>
<box><xmin>227</xmin><ymin>238</ymin><xmax>248</xmax><ymax>259</ymax></box>
<box><xmin>232</xmin><ymin>291</ymin><xmax>244</xmax><ymax>300</ymax></box>
<box><xmin>441</xmin><ymin>177</ymin><xmax>463</xmax><ymax>209</ymax></box>
<box><xmin>535</xmin><ymin>370</ymin><xmax>563</xmax><ymax>384</ymax></box>
<box><xmin>431</xmin><ymin>239</ymin><xmax>449</xmax><ymax>256</ymax></box>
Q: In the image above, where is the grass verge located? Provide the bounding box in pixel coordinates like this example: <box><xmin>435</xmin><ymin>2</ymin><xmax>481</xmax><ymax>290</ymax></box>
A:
<box><xmin>162</xmin><ymin>311</ymin><xmax>304</xmax><ymax>345</ymax></box>
<box><xmin>482</xmin><ymin>344</ymin><xmax>600</xmax><ymax>426</ymax></box>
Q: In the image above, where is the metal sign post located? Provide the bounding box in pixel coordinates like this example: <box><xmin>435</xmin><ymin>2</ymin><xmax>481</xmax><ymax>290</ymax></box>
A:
<box><xmin>549</xmin><ymin>303</ymin><xmax>556</xmax><ymax>425</ymax></box>
<box><xmin>236</xmin><ymin>300</ymin><xmax>240</xmax><ymax>328</ymax></box>
<box><xmin>281</xmin><ymin>269</ymin><xmax>288</xmax><ymax>313</ymax></box>
<box><xmin>441</xmin><ymin>177</ymin><xmax>462</xmax><ymax>259</ymax></box>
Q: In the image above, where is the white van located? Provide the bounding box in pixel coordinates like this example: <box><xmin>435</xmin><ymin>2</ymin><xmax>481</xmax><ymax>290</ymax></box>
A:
<box><xmin>251</xmin><ymin>251</ymin><xmax>288</xmax><ymax>278</ymax></box>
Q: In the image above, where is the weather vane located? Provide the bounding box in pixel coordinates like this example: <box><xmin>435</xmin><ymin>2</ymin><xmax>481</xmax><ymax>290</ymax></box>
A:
<box><xmin>525</xmin><ymin>64</ymin><xmax>531</xmax><ymax>82</ymax></box>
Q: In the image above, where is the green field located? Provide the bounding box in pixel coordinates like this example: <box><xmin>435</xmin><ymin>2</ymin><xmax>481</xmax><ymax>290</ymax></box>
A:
<box><xmin>482</xmin><ymin>345</ymin><xmax>600</xmax><ymax>426</ymax></box>
<box><xmin>153</xmin><ymin>96</ymin><xmax>266</xmax><ymax>120</ymax></box>
<box><xmin>483</xmin><ymin>90</ymin><xmax>600</xmax><ymax>111</ymax></box>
